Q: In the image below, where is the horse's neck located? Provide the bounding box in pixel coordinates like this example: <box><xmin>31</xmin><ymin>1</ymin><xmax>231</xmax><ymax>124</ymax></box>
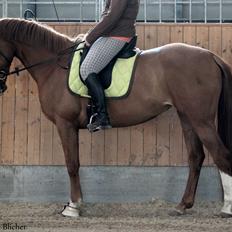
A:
<box><xmin>15</xmin><ymin>42</ymin><xmax>60</xmax><ymax>86</ymax></box>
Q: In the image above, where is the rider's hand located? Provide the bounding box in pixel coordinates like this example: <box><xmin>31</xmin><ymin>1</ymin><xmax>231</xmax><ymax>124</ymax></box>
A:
<box><xmin>82</xmin><ymin>33</ymin><xmax>90</xmax><ymax>47</ymax></box>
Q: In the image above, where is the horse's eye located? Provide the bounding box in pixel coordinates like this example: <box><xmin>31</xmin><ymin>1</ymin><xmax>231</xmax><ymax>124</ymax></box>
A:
<box><xmin>0</xmin><ymin>70</ymin><xmax>7</xmax><ymax>80</ymax></box>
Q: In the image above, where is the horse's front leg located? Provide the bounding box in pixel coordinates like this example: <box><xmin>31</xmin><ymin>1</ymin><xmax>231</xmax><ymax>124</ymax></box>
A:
<box><xmin>56</xmin><ymin>118</ymin><xmax>82</xmax><ymax>217</ymax></box>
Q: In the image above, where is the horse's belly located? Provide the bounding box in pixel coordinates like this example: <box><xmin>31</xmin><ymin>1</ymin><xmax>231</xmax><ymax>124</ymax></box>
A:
<box><xmin>108</xmin><ymin>100</ymin><xmax>172</xmax><ymax>127</ymax></box>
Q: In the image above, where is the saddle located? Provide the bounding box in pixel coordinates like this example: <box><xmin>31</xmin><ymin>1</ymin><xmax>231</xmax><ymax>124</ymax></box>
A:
<box><xmin>79</xmin><ymin>36</ymin><xmax>138</xmax><ymax>89</ymax></box>
<box><xmin>79</xmin><ymin>36</ymin><xmax>138</xmax><ymax>123</ymax></box>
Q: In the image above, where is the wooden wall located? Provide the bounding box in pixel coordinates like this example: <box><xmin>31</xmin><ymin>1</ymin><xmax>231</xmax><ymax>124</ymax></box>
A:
<box><xmin>0</xmin><ymin>23</ymin><xmax>232</xmax><ymax>166</ymax></box>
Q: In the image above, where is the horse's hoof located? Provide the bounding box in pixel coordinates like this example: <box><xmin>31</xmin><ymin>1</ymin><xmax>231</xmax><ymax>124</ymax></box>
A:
<box><xmin>168</xmin><ymin>207</ymin><xmax>185</xmax><ymax>216</ymax></box>
<box><xmin>60</xmin><ymin>201</ymin><xmax>80</xmax><ymax>218</ymax></box>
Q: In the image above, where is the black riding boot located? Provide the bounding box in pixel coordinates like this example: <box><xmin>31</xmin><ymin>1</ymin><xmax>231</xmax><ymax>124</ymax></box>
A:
<box><xmin>85</xmin><ymin>73</ymin><xmax>112</xmax><ymax>132</ymax></box>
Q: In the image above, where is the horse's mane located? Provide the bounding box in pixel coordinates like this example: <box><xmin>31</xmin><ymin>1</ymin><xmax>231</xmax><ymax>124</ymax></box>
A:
<box><xmin>0</xmin><ymin>18</ymin><xmax>83</xmax><ymax>53</ymax></box>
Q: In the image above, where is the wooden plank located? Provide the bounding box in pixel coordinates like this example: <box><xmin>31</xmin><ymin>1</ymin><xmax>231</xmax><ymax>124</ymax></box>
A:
<box><xmin>117</xmin><ymin>127</ymin><xmax>131</xmax><ymax>165</ymax></box>
<box><xmin>49</xmin><ymin>25</ymin><xmax>67</xmax><ymax>166</ymax></box>
<box><xmin>169</xmin><ymin>26</ymin><xmax>183</xmax><ymax>166</ymax></box>
<box><xmin>104</xmin><ymin>128</ymin><xmax>118</xmax><ymax>165</ymax></box>
<box><xmin>79</xmin><ymin>24</ymin><xmax>93</xmax><ymax>35</ymax></box>
<box><xmin>144</xmin><ymin>25</ymin><xmax>158</xmax><ymax>49</ymax></box>
<box><xmin>156</xmin><ymin>111</ymin><xmax>171</xmax><ymax>166</ymax></box>
<box><xmin>52</xmin><ymin>25</ymin><xmax>61</xmax><ymax>33</ymax></box>
<box><xmin>79</xmin><ymin>129</ymin><xmax>92</xmax><ymax>166</ymax></box>
<box><xmin>209</xmin><ymin>26</ymin><xmax>222</xmax><ymax>57</ymax></box>
<box><xmin>40</xmin><ymin>113</ymin><xmax>53</xmax><ymax>165</ymax></box>
<box><xmin>54</xmin><ymin>25</ymin><xmax>79</xmax><ymax>38</ymax></box>
<box><xmin>1</xmin><ymin>72</ymin><xmax>15</xmax><ymax>164</ymax></box>
<box><xmin>77</xmin><ymin>29</ymin><xmax>92</xmax><ymax>165</ymax></box>
<box><xmin>220</xmin><ymin>26</ymin><xmax>232</xmax><ymax>169</ymax></box>
<box><xmin>136</xmin><ymin>24</ymin><xmax>145</xmax><ymax>49</ymax></box>
<box><xmin>157</xmin><ymin>25</ymin><xmax>170</xmax><ymax>46</ymax></box>
<box><xmin>156</xmin><ymin>25</ymin><xmax>171</xmax><ymax>166</ymax></box>
<box><xmin>169</xmin><ymin>109</ymin><xmax>183</xmax><ymax>166</ymax></box>
<box><xmin>208</xmin><ymin>26</ymin><xmax>222</xmax><ymax>166</ymax></box>
<box><xmin>27</xmin><ymin>77</ymin><xmax>41</xmax><ymax>165</ymax></box>
<box><xmin>66</xmin><ymin>25</ymin><xmax>81</xmax><ymax>38</ymax></box>
<box><xmin>170</xmin><ymin>25</ymin><xmax>183</xmax><ymax>43</ymax></box>
<box><xmin>79</xmin><ymin>23</ymin><xmax>131</xmax><ymax>166</ymax></box>
<box><xmin>196</xmin><ymin>25</ymin><xmax>210</xmax><ymax>166</ymax></box>
<box><xmin>52</xmin><ymin>125</ymin><xmax>65</xmax><ymax>165</ymax></box>
<box><xmin>143</xmin><ymin>25</ymin><xmax>158</xmax><ymax>166</ymax></box>
<box><xmin>196</xmin><ymin>25</ymin><xmax>209</xmax><ymax>49</ymax></box>
<box><xmin>143</xmin><ymin>119</ymin><xmax>157</xmax><ymax>166</ymax></box>
<box><xmin>14</xmin><ymin>60</ymin><xmax>29</xmax><ymax>165</ymax></box>
<box><xmin>130</xmin><ymin>124</ymin><xmax>144</xmax><ymax>166</ymax></box>
<box><xmin>222</xmin><ymin>26</ymin><xmax>232</xmax><ymax>66</ymax></box>
<box><xmin>54</xmin><ymin>24</ymin><xmax>91</xmax><ymax>166</ymax></box>
<box><xmin>183</xmin><ymin>25</ymin><xmax>196</xmax><ymax>46</ymax></box>
<box><xmin>91</xmin><ymin>131</ymin><xmax>105</xmax><ymax>165</ymax></box>
<box><xmin>182</xmin><ymin>25</ymin><xmax>196</xmax><ymax>165</ymax></box>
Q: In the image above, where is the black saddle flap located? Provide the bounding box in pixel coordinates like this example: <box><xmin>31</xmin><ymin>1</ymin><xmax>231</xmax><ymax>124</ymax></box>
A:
<box><xmin>117</xmin><ymin>35</ymin><xmax>137</xmax><ymax>58</ymax></box>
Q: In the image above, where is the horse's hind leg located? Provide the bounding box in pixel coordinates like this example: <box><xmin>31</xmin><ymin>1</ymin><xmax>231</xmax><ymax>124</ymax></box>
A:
<box><xmin>174</xmin><ymin>113</ymin><xmax>232</xmax><ymax>215</ymax></box>
<box><xmin>172</xmin><ymin>112</ymin><xmax>205</xmax><ymax>215</ymax></box>
<box><xmin>191</xmin><ymin>121</ymin><xmax>232</xmax><ymax>176</ymax></box>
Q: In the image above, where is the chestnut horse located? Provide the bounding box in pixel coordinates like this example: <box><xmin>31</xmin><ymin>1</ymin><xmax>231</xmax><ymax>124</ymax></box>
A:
<box><xmin>0</xmin><ymin>18</ymin><xmax>232</xmax><ymax>217</ymax></box>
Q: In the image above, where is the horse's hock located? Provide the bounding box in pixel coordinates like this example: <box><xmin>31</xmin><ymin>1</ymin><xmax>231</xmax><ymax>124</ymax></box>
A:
<box><xmin>0</xmin><ymin>23</ymin><xmax>230</xmax><ymax>203</ymax></box>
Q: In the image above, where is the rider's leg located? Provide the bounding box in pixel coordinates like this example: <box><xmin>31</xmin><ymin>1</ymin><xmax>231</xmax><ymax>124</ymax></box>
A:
<box><xmin>80</xmin><ymin>37</ymin><xmax>126</xmax><ymax>131</ymax></box>
<box><xmin>85</xmin><ymin>72</ymin><xmax>111</xmax><ymax>131</ymax></box>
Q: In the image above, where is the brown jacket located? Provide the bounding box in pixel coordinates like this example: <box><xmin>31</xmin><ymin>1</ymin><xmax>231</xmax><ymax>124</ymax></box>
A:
<box><xmin>86</xmin><ymin>0</ymin><xmax>140</xmax><ymax>45</ymax></box>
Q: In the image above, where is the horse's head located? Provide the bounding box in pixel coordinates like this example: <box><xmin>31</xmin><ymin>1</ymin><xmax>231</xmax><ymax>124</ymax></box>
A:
<box><xmin>0</xmin><ymin>39</ymin><xmax>15</xmax><ymax>95</ymax></box>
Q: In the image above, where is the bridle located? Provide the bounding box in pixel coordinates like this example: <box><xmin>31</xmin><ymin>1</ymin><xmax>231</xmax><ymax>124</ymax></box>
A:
<box><xmin>0</xmin><ymin>50</ymin><xmax>12</xmax><ymax>94</ymax></box>
<box><xmin>0</xmin><ymin>41</ymin><xmax>85</xmax><ymax>95</ymax></box>
<box><xmin>0</xmin><ymin>49</ymin><xmax>11</xmax><ymax>79</ymax></box>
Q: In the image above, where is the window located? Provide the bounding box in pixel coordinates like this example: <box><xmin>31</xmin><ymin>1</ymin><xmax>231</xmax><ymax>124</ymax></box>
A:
<box><xmin>1</xmin><ymin>0</ymin><xmax>232</xmax><ymax>23</ymax></box>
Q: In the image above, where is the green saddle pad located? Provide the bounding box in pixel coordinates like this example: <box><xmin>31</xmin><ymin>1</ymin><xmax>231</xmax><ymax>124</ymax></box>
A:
<box><xmin>68</xmin><ymin>43</ymin><xmax>139</xmax><ymax>98</ymax></box>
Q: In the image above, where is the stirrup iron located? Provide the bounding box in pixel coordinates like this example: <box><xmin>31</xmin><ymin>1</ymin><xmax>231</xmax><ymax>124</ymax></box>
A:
<box><xmin>87</xmin><ymin>113</ymin><xmax>99</xmax><ymax>133</ymax></box>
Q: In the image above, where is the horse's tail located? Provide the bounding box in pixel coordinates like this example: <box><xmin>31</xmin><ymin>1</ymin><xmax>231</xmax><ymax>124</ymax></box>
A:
<box><xmin>214</xmin><ymin>55</ymin><xmax>232</xmax><ymax>164</ymax></box>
